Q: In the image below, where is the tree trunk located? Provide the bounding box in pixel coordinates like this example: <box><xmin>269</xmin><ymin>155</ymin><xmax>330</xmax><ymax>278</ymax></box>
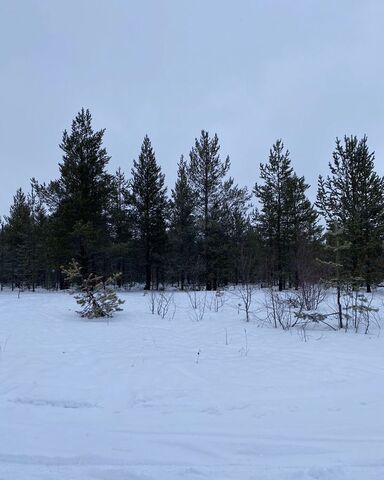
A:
<box><xmin>144</xmin><ymin>263</ymin><xmax>151</xmax><ymax>290</ymax></box>
<box><xmin>337</xmin><ymin>284</ymin><xmax>343</xmax><ymax>329</ymax></box>
<box><xmin>278</xmin><ymin>273</ymin><xmax>283</xmax><ymax>292</ymax></box>
<box><xmin>144</xmin><ymin>233</ymin><xmax>151</xmax><ymax>290</ymax></box>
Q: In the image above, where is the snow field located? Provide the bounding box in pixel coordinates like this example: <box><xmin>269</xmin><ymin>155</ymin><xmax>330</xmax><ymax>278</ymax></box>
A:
<box><xmin>0</xmin><ymin>290</ymin><xmax>384</xmax><ymax>479</ymax></box>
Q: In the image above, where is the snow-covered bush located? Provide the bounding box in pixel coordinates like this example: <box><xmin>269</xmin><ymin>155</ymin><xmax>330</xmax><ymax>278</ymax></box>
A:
<box><xmin>62</xmin><ymin>260</ymin><xmax>124</xmax><ymax>319</ymax></box>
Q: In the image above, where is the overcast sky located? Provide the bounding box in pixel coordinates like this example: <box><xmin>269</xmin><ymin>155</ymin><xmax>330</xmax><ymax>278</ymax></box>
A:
<box><xmin>1</xmin><ymin>0</ymin><xmax>384</xmax><ymax>214</ymax></box>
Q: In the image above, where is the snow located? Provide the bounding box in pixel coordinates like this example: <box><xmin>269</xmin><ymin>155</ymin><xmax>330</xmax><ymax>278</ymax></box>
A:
<box><xmin>0</xmin><ymin>290</ymin><xmax>384</xmax><ymax>479</ymax></box>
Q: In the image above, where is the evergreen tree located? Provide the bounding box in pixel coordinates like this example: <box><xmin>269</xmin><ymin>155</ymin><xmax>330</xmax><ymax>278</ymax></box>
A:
<box><xmin>107</xmin><ymin>167</ymin><xmax>132</xmax><ymax>283</ymax></box>
<box><xmin>2</xmin><ymin>186</ymin><xmax>49</xmax><ymax>290</ymax></box>
<box><xmin>317</xmin><ymin>135</ymin><xmax>384</xmax><ymax>291</ymax></box>
<box><xmin>3</xmin><ymin>189</ymin><xmax>32</xmax><ymax>289</ymax></box>
<box><xmin>320</xmin><ymin>221</ymin><xmax>351</xmax><ymax>329</ymax></box>
<box><xmin>287</xmin><ymin>174</ymin><xmax>322</xmax><ymax>288</ymax></box>
<box><xmin>212</xmin><ymin>179</ymin><xmax>252</xmax><ymax>285</ymax></box>
<box><xmin>188</xmin><ymin>130</ymin><xmax>230</xmax><ymax>290</ymax></box>
<box><xmin>25</xmin><ymin>184</ymin><xmax>49</xmax><ymax>290</ymax></box>
<box><xmin>34</xmin><ymin>109</ymin><xmax>113</xmax><ymax>282</ymax></box>
<box><xmin>254</xmin><ymin>140</ymin><xmax>292</xmax><ymax>290</ymax></box>
<box><xmin>254</xmin><ymin>140</ymin><xmax>320</xmax><ymax>290</ymax></box>
<box><xmin>0</xmin><ymin>221</ymin><xmax>6</xmax><ymax>290</ymax></box>
<box><xmin>62</xmin><ymin>259</ymin><xmax>124</xmax><ymax>318</ymax></box>
<box><xmin>169</xmin><ymin>156</ymin><xmax>197</xmax><ymax>289</ymax></box>
<box><xmin>130</xmin><ymin>135</ymin><xmax>168</xmax><ymax>290</ymax></box>
<box><xmin>109</xmin><ymin>167</ymin><xmax>131</xmax><ymax>244</ymax></box>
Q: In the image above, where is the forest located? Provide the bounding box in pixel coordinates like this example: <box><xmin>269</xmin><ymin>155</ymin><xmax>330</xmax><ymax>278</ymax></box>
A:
<box><xmin>1</xmin><ymin>108</ymin><xmax>384</xmax><ymax>299</ymax></box>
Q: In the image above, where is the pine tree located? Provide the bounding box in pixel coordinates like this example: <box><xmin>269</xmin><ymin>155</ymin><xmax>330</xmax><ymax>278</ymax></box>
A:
<box><xmin>130</xmin><ymin>135</ymin><xmax>168</xmax><ymax>290</ymax></box>
<box><xmin>254</xmin><ymin>140</ymin><xmax>320</xmax><ymax>290</ymax></box>
<box><xmin>213</xmin><ymin>179</ymin><xmax>252</xmax><ymax>285</ymax></box>
<box><xmin>287</xmin><ymin>174</ymin><xmax>322</xmax><ymax>288</ymax></box>
<box><xmin>169</xmin><ymin>156</ymin><xmax>197</xmax><ymax>289</ymax></box>
<box><xmin>317</xmin><ymin>135</ymin><xmax>384</xmax><ymax>291</ymax></box>
<box><xmin>0</xmin><ymin>221</ymin><xmax>6</xmax><ymax>290</ymax></box>
<box><xmin>108</xmin><ymin>167</ymin><xmax>131</xmax><ymax>244</ymax></box>
<box><xmin>107</xmin><ymin>167</ymin><xmax>132</xmax><ymax>283</ymax></box>
<box><xmin>62</xmin><ymin>259</ymin><xmax>124</xmax><ymax>318</ymax></box>
<box><xmin>254</xmin><ymin>140</ymin><xmax>292</xmax><ymax>290</ymax></box>
<box><xmin>25</xmin><ymin>184</ymin><xmax>49</xmax><ymax>290</ymax></box>
<box><xmin>3</xmin><ymin>189</ymin><xmax>33</xmax><ymax>289</ymax></box>
<box><xmin>2</xmin><ymin>186</ymin><xmax>50</xmax><ymax>290</ymax></box>
<box><xmin>188</xmin><ymin>130</ymin><xmax>230</xmax><ymax>290</ymax></box>
<box><xmin>34</xmin><ymin>109</ymin><xmax>113</xmax><ymax>282</ymax></box>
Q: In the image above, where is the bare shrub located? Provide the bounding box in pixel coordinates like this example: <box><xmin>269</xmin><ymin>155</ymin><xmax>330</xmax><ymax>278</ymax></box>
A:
<box><xmin>146</xmin><ymin>290</ymin><xmax>157</xmax><ymax>314</ymax></box>
<box><xmin>294</xmin><ymin>282</ymin><xmax>326</xmax><ymax>312</ymax></box>
<box><xmin>344</xmin><ymin>290</ymin><xmax>379</xmax><ymax>334</ymax></box>
<box><xmin>156</xmin><ymin>292</ymin><xmax>176</xmax><ymax>319</ymax></box>
<box><xmin>208</xmin><ymin>289</ymin><xmax>227</xmax><ymax>312</ymax></box>
<box><xmin>234</xmin><ymin>284</ymin><xmax>257</xmax><ymax>322</ymax></box>
<box><xmin>264</xmin><ymin>288</ymin><xmax>299</xmax><ymax>330</ymax></box>
<box><xmin>186</xmin><ymin>289</ymin><xmax>199</xmax><ymax>310</ymax></box>
<box><xmin>146</xmin><ymin>290</ymin><xmax>176</xmax><ymax>319</ymax></box>
<box><xmin>262</xmin><ymin>281</ymin><xmax>380</xmax><ymax>334</ymax></box>
<box><xmin>187</xmin><ymin>290</ymin><xmax>207</xmax><ymax>322</ymax></box>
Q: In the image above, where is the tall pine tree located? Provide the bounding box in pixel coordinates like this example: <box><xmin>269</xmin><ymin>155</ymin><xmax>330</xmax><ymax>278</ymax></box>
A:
<box><xmin>107</xmin><ymin>167</ymin><xmax>132</xmax><ymax>283</ymax></box>
<box><xmin>287</xmin><ymin>174</ymin><xmax>322</xmax><ymax>288</ymax></box>
<box><xmin>3</xmin><ymin>189</ymin><xmax>32</xmax><ymax>289</ymax></box>
<box><xmin>34</xmin><ymin>109</ymin><xmax>113</xmax><ymax>283</ymax></box>
<box><xmin>130</xmin><ymin>135</ymin><xmax>168</xmax><ymax>290</ymax></box>
<box><xmin>169</xmin><ymin>156</ymin><xmax>197</xmax><ymax>289</ymax></box>
<box><xmin>188</xmin><ymin>130</ymin><xmax>230</xmax><ymax>290</ymax></box>
<box><xmin>317</xmin><ymin>135</ymin><xmax>384</xmax><ymax>291</ymax></box>
<box><xmin>254</xmin><ymin>140</ymin><xmax>320</xmax><ymax>290</ymax></box>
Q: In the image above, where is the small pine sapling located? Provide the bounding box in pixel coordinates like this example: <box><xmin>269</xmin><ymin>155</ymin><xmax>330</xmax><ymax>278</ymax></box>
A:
<box><xmin>62</xmin><ymin>260</ymin><xmax>124</xmax><ymax>319</ymax></box>
<box><xmin>318</xmin><ymin>221</ymin><xmax>351</xmax><ymax>329</ymax></box>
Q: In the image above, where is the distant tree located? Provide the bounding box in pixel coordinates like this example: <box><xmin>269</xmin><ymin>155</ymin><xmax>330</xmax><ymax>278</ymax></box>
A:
<box><xmin>212</xmin><ymin>179</ymin><xmax>252</xmax><ymax>285</ymax></box>
<box><xmin>188</xmin><ymin>130</ymin><xmax>230</xmax><ymax>290</ymax></box>
<box><xmin>317</xmin><ymin>135</ymin><xmax>384</xmax><ymax>291</ymax></box>
<box><xmin>34</xmin><ymin>108</ymin><xmax>113</xmax><ymax>283</ymax></box>
<box><xmin>108</xmin><ymin>167</ymin><xmax>131</xmax><ymax>244</ymax></box>
<box><xmin>0</xmin><ymin>221</ymin><xmax>6</xmax><ymax>290</ymax></box>
<box><xmin>3</xmin><ymin>189</ymin><xmax>32</xmax><ymax>289</ymax></box>
<box><xmin>107</xmin><ymin>167</ymin><xmax>132</xmax><ymax>283</ymax></box>
<box><xmin>25</xmin><ymin>184</ymin><xmax>49</xmax><ymax>290</ymax></box>
<box><xmin>287</xmin><ymin>174</ymin><xmax>322</xmax><ymax>288</ymax></box>
<box><xmin>2</xmin><ymin>186</ymin><xmax>50</xmax><ymax>290</ymax></box>
<box><xmin>130</xmin><ymin>135</ymin><xmax>168</xmax><ymax>290</ymax></box>
<box><xmin>169</xmin><ymin>156</ymin><xmax>197</xmax><ymax>289</ymax></box>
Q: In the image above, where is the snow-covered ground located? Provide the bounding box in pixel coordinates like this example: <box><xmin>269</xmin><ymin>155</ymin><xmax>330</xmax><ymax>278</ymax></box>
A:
<box><xmin>0</xmin><ymin>289</ymin><xmax>384</xmax><ymax>479</ymax></box>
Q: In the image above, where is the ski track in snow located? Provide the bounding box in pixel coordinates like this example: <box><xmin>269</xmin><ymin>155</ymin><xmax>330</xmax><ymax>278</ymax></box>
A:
<box><xmin>0</xmin><ymin>290</ymin><xmax>384</xmax><ymax>479</ymax></box>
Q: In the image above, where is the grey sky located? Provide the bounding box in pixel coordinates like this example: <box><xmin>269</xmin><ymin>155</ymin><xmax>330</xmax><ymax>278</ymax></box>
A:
<box><xmin>1</xmin><ymin>0</ymin><xmax>384</xmax><ymax>215</ymax></box>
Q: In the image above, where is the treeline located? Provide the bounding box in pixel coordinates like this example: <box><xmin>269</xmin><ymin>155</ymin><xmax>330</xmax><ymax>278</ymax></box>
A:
<box><xmin>1</xmin><ymin>109</ymin><xmax>384</xmax><ymax>292</ymax></box>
